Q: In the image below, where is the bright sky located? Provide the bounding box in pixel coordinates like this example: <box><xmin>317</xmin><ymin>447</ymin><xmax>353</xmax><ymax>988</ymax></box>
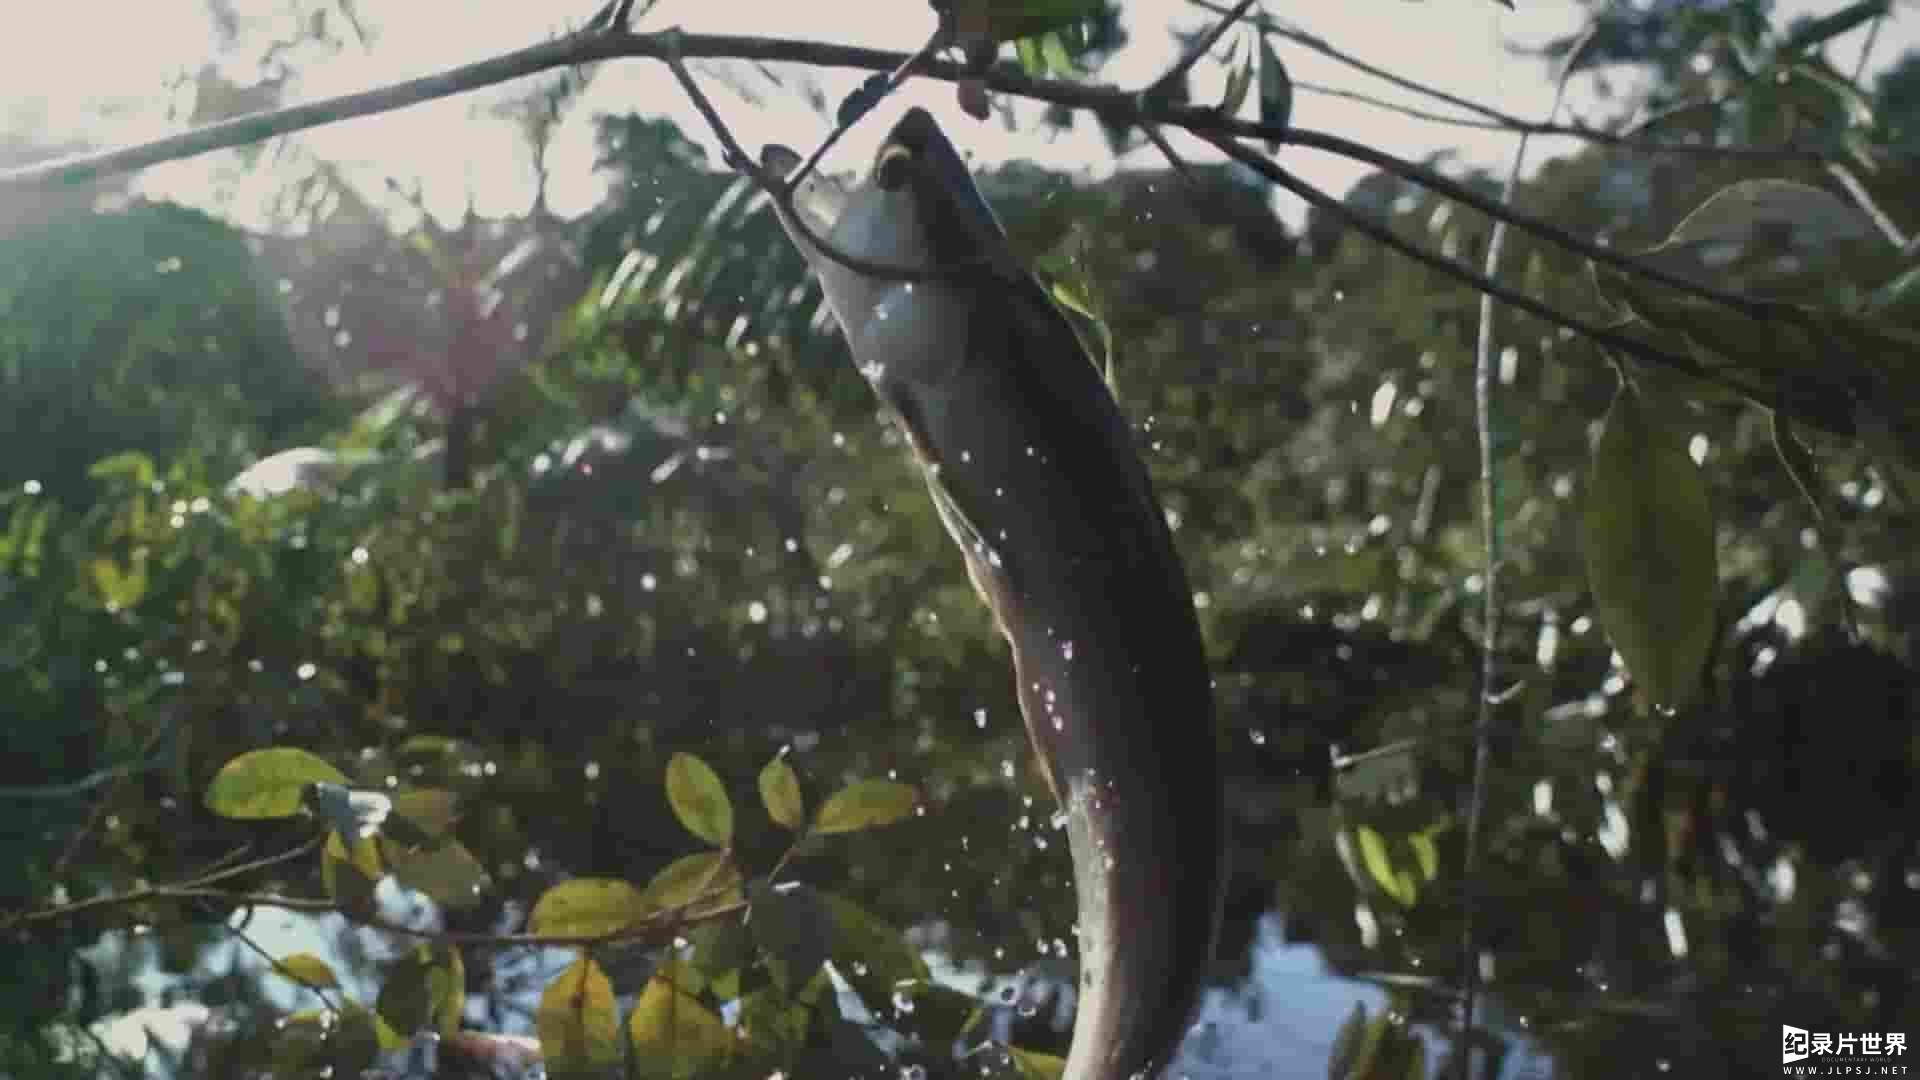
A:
<box><xmin>0</xmin><ymin>0</ymin><xmax>1914</xmax><ymax>230</ymax></box>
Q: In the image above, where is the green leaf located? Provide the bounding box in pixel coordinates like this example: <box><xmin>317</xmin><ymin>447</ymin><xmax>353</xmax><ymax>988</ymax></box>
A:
<box><xmin>687</xmin><ymin>921</ymin><xmax>755</xmax><ymax>981</ymax></box>
<box><xmin>1258</xmin><ymin>36</ymin><xmax>1293</xmax><ymax>148</ymax></box>
<box><xmin>736</xmin><ymin>985</ymin><xmax>810</xmax><ymax>1056</ymax></box>
<box><xmin>1354</xmin><ymin>825</ymin><xmax>1416</xmax><ymax>907</ymax></box>
<box><xmin>893</xmin><ymin>981</ymin><xmax>985</xmax><ymax>1046</ymax></box>
<box><xmin>529</xmin><ymin>878</ymin><xmax>651</xmax><ymax>938</ymax></box>
<box><xmin>747</xmin><ymin>880</ymin><xmax>836</xmax><ymax>993</ymax></box>
<box><xmin>537</xmin><ymin>957</ymin><xmax>622</xmax><ymax>1079</ymax></box>
<box><xmin>321</xmin><ymin>832</ymin><xmax>383</xmax><ymax>917</ymax></box>
<box><xmin>758</xmin><ymin>757</ymin><xmax>804</xmax><ymax>830</ymax></box>
<box><xmin>1333</xmin><ymin>742</ymin><xmax>1419</xmax><ymax>805</ymax></box>
<box><xmin>87</xmin><ymin>451</ymin><xmax>158</xmax><ymax>488</ymax></box>
<box><xmin>1628</xmin><ymin>179</ymin><xmax>1894</xmax><ymax>302</ymax></box>
<box><xmin>813</xmin><ymin>779</ymin><xmax>919</xmax><ymax>834</ymax></box>
<box><xmin>272</xmin><ymin>1005</ymin><xmax>391</xmax><ymax>1075</ymax></box>
<box><xmin>641</xmin><ymin>850</ymin><xmax>743</xmax><ymax>915</ymax></box>
<box><xmin>628</xmin><ymin>974</ymin><xmax>737</xmax><ymax>1078</ymax></box>
<box><xmin>389</xmin><ymin>788</ymin><xmax>463</xmax><ymax>841</ymax></box>
<box><xmin>1582</xmin><ymin>387</ymin><xmax>1718</xmax><ymax>711</ymax></box>
<box><xmin>980</xmin><ymin>0</ymin><xmax>1103</xmax><ymax>45</ymax></box>
<box><xmin>819</xmin><ymin>891</ymin><xmax>928</xmax><ymax>1010</ymax></box>
<box><xmin>1791</xmin><ymin>61</ymin><xmax>1877</xmax><ymax>129</ymax></box>
<box><xmin>376</xmin><ymin>943</ymin><xmax>465</xmax><ymax>1038</ymax></box>
<box><xmin>1039</xmin><ymin>31</ymin><xmax>1076</xmax><ymax>77</ymax></box>
<box><xmin>389</xmin><ymin>840</ymin><xmax>491</xmax><ymax>910</ymax></box>
<box><xmin>1047</xmin><ymin>277</ymin><xmax>1116</xmax><ymax>393</ymax></box>
<box><xmin>1407</xmin><ymin>829</ymin><xmax>1441</xmax><ymax>883</ymax></box>
<box><xmin>88</xmin><ymin>555</ymin><xmax>149</xmax><ymax>609</ymax></box>
<box><xmin>665</xmin><ymin>752</ymin><xmax>734</xmax><ymax>847</ymax></box>
<box><xmin>1015</xmin><ymin>36</ymin><xmax>1047</xmax><ymax>78</ymax></box>
<box><xmin>1219</xmin><ymin>31</ymin><xmax>1254</xmax><ymax>116</ymax></box>
<box><xmin>1008</xmin><ymin>1045</ymin><xmax>1068</xmax><ymax>1080</ymax></box>
<box><xmin>204</xmin><ymin>748</ymin><xmax>351</xmax><ymax>819</ymax></box>
<box><xmin>271</xmin><ymin>952</ymin><xmax>340</xmax><ymax>989</ymax></box>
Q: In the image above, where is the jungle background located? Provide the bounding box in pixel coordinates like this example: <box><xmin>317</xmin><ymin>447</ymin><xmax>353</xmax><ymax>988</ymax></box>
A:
<box><xmin>2</xmin><ymin>0</ymin><xmax>1918</xmax><ymax>1077</ymax></box>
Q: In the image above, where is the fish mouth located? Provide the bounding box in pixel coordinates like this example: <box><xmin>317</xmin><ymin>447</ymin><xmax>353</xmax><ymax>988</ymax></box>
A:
<box><xmin>763</xmin><ymin>109</ymin><xmax>1017</xmax><ymax>277</ymax></box>
<box><xmin>760</xmin><ymin>142</ymin><xmax>848</xmax><ymax>241</ymax></box>
<box><xmin>870</xmin><ymin>108</ymin><xmax>1018</xmax><ymax>276</ymax></box>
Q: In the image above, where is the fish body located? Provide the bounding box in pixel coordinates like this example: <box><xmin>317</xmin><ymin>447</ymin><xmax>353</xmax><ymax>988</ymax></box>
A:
<box><xmin>764</xmin><ymin>108</ymin><xmax>1223</xmax><ymax>1080</ymax></box>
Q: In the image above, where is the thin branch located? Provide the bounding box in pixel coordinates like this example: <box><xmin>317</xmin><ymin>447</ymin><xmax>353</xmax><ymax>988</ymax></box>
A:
<box><xmin>0</xmin><ymin>753</ymin><xmax>167</xmax><ymax>801</ymax></box>
<box><xmin>1292</xmin><ymin>78</ymin><xmax>1829</xmax><ymax>162</ymax></box>
<box><xmin>1193</xmin><ymin>0</ymin><xmax>1834</xmax><ymax>163</ymax></box>
<box><xmin>0</xmin><ymin>17</ymin><xmax>1865</xmax><ymax>438</ymax></box>
<box><xmin>1852</xmin><ymin>8</ymin><xmax>1888</xmax><ymax>84</ymax></box>
<box><xmin>1190</xmin><ymin>0</ymin><xmax>1514</xmax><ymax>125</ymax></box>
<box><xmin>1825</xmin><ymin>160</ymin><xmax>1909</xmax><ymax>250</ymax></box>
<box><xmin>661</xmin><ymin>36</ymin><xmax>984</xmax><ymax>284</ymax></box>
<box><xmin>203</xmin><ymin>897</ymin><xmax>347</xmax><ymax>1014</ymax></box>
<box><xmin>0</xmin><ymin>836</ymin><xmax>326</xmax><ymax>932</ymax></box>
<box><xmin>1149</xmin><ymin>0</ymin><xmax>1259</xmax><ymax>101</ymax></box>
<box><xmin>176</xmin><ymin>835</ymin><xmax>325</xmax><ymax>891</ymax></box>
<box><xmin>1458</xmin><ymin>24</ymin><xmax>1595</xmax><ymax>1077</ymax></box>
<box><xmin>0</xmin><ymin>27</ymin><xmax>975</xmax><ymax>192</ymax></box>
<box><xmin>1229</xmin><ymin>120</ymin><xmax>1776</xmax><ymax>320</ymax></box>
<box><xmin>1200</xmin><ymin>133</ymin><xmax>1850</xmax><ymax>438</ymax></box>
<box><xmin>1141</xmin><ymin>124</ymin><xmax>1203</xmax><ymax>191</ymax></box>
<box><xmin>790</xmin><ymin>23</ymin><xmax>949</xmax><ymax>187</ymax></box>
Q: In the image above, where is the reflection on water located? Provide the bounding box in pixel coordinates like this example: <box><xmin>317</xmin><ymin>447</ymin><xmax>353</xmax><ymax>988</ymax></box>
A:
<box><xmin>1171</xmin><ymin>914</ymin><xmax>1389</xmax><ymax>1078</ymax></box>
<box><xmin>1168</xmin><ymin>914</ymin><xmax>1558</xmax><ymax>1079</ymax></box>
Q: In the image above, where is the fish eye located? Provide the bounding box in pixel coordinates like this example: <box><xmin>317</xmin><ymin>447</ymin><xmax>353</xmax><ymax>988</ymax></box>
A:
<box><xmin>875</xmin><ymin>145</ymin><xmax>915</xmax><ymax>191</ymax></box>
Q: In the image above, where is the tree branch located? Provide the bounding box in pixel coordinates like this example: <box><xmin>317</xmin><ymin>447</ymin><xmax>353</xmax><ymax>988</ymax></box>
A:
<box><xmin>1459</xmin><ymin>24</ymin><xmax>1596</xmax><ymax>1075</ymax></box>
<box><xmin>0</xmin><ymin>18</ymin><xmax>1864</xmax><ymax>439</ymax></box>
<box><xmin>1148</xmin><ymin>0</ymin><xmax>1259</xmax><ymax>102</ymax></box>
<box><xmin>1291</xmin><ymin>77</ymin><xmax>1828</xmax><ymax>162</ymax></box>
<box><xmin>1200</xmin><ymin>133</ymin><xmax>1853</xmax><ymax>438</ymax></box>
<box><xmin>1190</xmin><ymin>0</ymin><xmax>1829</xmax><ymax>163</ymax></box>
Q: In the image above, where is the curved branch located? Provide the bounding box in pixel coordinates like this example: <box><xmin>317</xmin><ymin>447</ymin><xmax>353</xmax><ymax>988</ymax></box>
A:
<box><xmin>0</xmin><ymin>18</ymin><xmax>1864</xmax><ymax>438</ymax></box>
<box><xmin>1183</xmin><ymin>114</ymin><xmax>1778</xmax><ymax>321</ymax></box>
<box><xmin>1200</xmin><ymin>133</ymin><xmax>1854</xmax><ymax>439</ymax></box>
<box><xmin>1291</xmin><ymin>78</ymin><xmax>1828</xmax><ymax>162</ymax></box>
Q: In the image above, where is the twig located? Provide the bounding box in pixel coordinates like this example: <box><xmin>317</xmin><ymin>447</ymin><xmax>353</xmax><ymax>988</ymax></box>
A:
<box><xmin>1192</xmin><ymin>0</ymin><xmax>1831</xmax><ymax>163</ymax></box>
<box><xmin>789</xmin><ymin>24</ymin><xmax>950</xmax><ymax>188</ymax></box>
<box><xmin>202</xmin><ymin>897</ymin><xmax>347</xmax><ymax>1014</ymax></box>
<box><xmin>1148</xmin><ymin>0</ymin><xmax>1260</xmax><ymax>102</ymax></box>
<box><xmin>1852</xmin><ymin>8</ymin><xmax>1888</xmax><ymax>84</ymax></box>
<box><xmin>0</xmin><ymin>18</ymin><xmax>1866</xmax><ymax>439</ymax></box>
<box><xmin>0</xmin><ymin>754</ymin><xmax>167</xmax><ymax>801</ymax></box>
<box><xmin>1141</xmin><ymin>124</ymin><xmax>1203</xmax><ymax>191</ymax></box>
<box><xmin>1201</xmin><ymin>133</ymin><xmax>1848</xmax><ymax>436</ymax></box>
<box><xmin>176</xmin><ymin>835</ymin><xmax>324</xmax><ymax>891</ymax></box>
<box><xmin>1241</xmin><ymin>121</ymin><xmax>1774</xmax><ymax>320</ymax></box>
<box><xmin>1457</xmin><ymin>24</ymin><xmax>1596</xmax><ymax>1076</ymax></box>
<box><xmin>1190</xmin><ymin>0</ymin><xmax>1514</xmax><ymax>125</ymax></box>
<box><xmin>662</xmin><ymin>35</ymin><xmax>986</xmax><ymax>285</ymax></box>
<box><xmin>1291</xmin><ymin>78</ymin><xmax>1828</xmax><ymax>161</ymax></box>
<box><xmin>2</xmin><ymin>837</ymin><xmax>323</xmax><ymax>931</ymax></box>
<box><xmin>1825</xmin><ymin>160</ymin><xmax>1909</xmax><ymax>250</ymax></box>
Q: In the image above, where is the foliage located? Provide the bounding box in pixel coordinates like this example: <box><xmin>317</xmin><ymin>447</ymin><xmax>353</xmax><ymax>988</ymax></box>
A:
<box><xmin>0</xmin><ymin>200</ymin><xmax>344</xmax><ymax>508</ymax></box>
